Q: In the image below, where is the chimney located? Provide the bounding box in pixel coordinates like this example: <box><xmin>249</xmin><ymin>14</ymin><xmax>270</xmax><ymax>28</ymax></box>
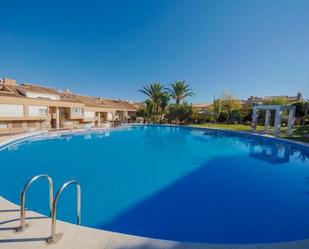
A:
<box><xmin>1</xmin><ymin>78</ymin><xmax>16</xmax><ymax>85</ymax></box>
<box><xmin>297</xmin><ymin>92</ymin><xmax>303</xmax><ymax>101</ymax></box>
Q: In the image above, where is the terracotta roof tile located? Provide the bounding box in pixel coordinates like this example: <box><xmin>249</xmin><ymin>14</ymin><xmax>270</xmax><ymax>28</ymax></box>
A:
<box><xmin>0</xmin><ymin>82</ymin><xmax>138</xmax><ymax>110</ymax></box>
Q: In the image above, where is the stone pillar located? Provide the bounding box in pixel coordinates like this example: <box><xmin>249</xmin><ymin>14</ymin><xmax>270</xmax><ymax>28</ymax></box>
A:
<box><xmin>47</xmin><ymin>106</ymin><xmax>51</xmax><ymax>129</ymax></box>
<box><xmin>252</xmin><ymin>107</ymin><xmax>258</xmax><ymax>131</ymax></box>
<box><xmin>123</xmin><ymin>110</ymin><xmax>128</xmax><ymax>123</ymax></box>
<box><xmin>287</xmin><ymin>107</ymin><xmax>295</xmax><ymax>135</ymax></box>
<box><xmin>264</xmin><ymin>109</ymin><xmax>271</xmax><ymax>131</ymax></box>
<box><xmin>111</xmin><ymin>111</ymin><xmax>116</xmax><ymax>127</ymax></box>
<box><xmin>274</xmin><ymin>107</ymin><xmax>282</xmax><ymax>135</ymax></box>
<box><xmin>24</xmin><ymin>104</ymin><xmax>29</xmax><ymax>117</ymax></box>
<box><xmin>56</xmin><ymin>107</ymin><xmax>60</xmax><ymax>130</ymax></box>
<box><xmin>98</xmin><ymin>112</ymin><xmax>101</xmax><ymax>127</ymax></box>
<box><xmin>8</xmin><ymin>122</ymin><xmax>12</xmax><ymax>133</ymax></box>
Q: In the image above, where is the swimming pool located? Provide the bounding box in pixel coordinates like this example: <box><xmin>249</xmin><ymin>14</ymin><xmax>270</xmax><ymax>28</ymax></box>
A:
<box><xmin>0</xmin><ymin>125</ymin><xmax>309</xmax><ymax>244</ymax></box>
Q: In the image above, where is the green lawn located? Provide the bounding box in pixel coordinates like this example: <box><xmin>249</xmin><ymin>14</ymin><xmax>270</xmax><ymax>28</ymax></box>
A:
<box><xmin>190</xmin><ymin>123</ymin><xmax>309</xmax><ymax>143</ymax></box>
<box><xmin>278</xmin><ymin>125</ymin><xmax>309</xmax><ymax>143</ymax></box>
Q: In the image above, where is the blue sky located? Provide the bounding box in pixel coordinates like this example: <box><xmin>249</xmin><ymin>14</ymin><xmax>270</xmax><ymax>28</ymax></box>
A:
<box><xmin>0</xmin><ymin>0</ymin><xmax>308</xmax><ymax>103</ymax></box>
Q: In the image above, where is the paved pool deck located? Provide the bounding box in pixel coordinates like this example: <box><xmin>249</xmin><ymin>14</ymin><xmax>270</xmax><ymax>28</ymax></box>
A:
<box><xmin>1</xmin><ymin>197</ymin><xmax>309</xmax><ymax>249</ymax></box>
<box><xmin>1</xmin><ymin>130</ymin><xmax>309</xmax><ymax>249</ymax></box>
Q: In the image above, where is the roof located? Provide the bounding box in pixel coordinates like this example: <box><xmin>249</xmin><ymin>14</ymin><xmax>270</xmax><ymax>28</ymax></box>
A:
<box><xmin>100</xmin><ymin>98</ymin><xmax>137</xmax><ymax>110</ymax></box>
<box><xmin>0</xmin><ymin>84</ymin><xmax>19</xmax><ymax>97</ymax></box>
<box><xmin>59</xmin><ymin>93</ymin><xmax>137</xmax><ymax>110</ymax></box>
<box><xmin>0</xmin><ymin>83</ymin><xmax>83</xmax><ymax>103</ymax></box>
<box><xmin>69</xmin><ymin>94</ymin><xmax>109</xmax><ymax>108</ymax></box>
<box><xmin>131</xmin><ymin>102</ymin><xmax>145</xmax><ymax>108</ymax></box>
<box><xmin>192</xmin><ymin>102</ymin><xmax>211</xmax><ymax>108</ymax></box>
<box><xmin>20</xmin><ymin>84</ymin><xmax>60</xmax><ymax>95</ymax></box>
<box><xmin>0</xmin><ymin>81</ymin><xmax>138</xmax><ymax>110</ymax></box>
<box><xmin>21</xmin><ymin>84</ymin><xmax>85</xmax><ymax>103</ymax></box>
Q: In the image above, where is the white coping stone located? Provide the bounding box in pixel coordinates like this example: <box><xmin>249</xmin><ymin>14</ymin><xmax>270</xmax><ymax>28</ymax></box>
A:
<box><xmin>1</xmin><ymin>196</ymin><xmax>309</xmax><ymax>249</ymax></box>
<box><xmin>0</xmin><ymin>132</ymin><xmax>47</xmax><ymax>149</ymax></box>
<box><xmin>0</xmin><ymin>129</ymin><xmax>309</xmax><ymax>249</ymax></box>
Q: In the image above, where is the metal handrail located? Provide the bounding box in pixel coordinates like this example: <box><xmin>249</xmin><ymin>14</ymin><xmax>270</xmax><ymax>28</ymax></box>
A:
<box><xmin>47</xmin><ymin>180</ymin><xmax>81</xmax><ymax>244</ymax></box>
<box><xmin>15</xmin><ymin>174</ymin><xmax>53</xmax><ymax>232</ymax></box>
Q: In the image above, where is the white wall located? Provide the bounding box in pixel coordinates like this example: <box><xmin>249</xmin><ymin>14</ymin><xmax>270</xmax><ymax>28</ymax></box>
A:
<box><xmin>64</xmin><ymin>121</ymin><xmax>74</xmax><ymax>126</ymax></box>
<box><xmin>28</xmin><ymin>106</ymin><xmax>48</xmax><ymax>117</ymax></box>
<box><xmin>106</xmin><ymin>111</ymin><xmax>120</xmax><ymax>121</ymax></box>
<box><xmin>26</xmin><ymin>92</ymin><xmax>59</xmax><ymax>100</ymax></box>
<box><xmin>71</xmin><ymin>107</ymin><xmax>83</xmax><ymax>116</ymax></box>
<box><xmin>107</xmin><ymin>111</ymin><xmax>114</xmax><ymax>121</ymax></box>
<box><xmin>0</xmin><ymin>104</ymin><xmax>24</xmax><ymax>117</ymax></box>
<box><xmin>84</xmin><ymin>111</ymin><xmax>95</xmax><ymax>119</ymax></box>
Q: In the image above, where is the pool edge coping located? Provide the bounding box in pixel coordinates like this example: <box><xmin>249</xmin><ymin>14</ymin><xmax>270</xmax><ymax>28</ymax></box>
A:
<box><xmin>1</xmin><ymin>196</ymin><xmax>309</xmax><ymax>249</ymax></box>
<box><xmin>126</xmin><ymin>123</ymin><xmax>309</xmax><ymax>149</ymax></box>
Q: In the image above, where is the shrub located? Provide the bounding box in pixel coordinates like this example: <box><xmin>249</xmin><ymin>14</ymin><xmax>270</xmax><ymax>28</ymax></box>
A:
<box><xmin>167</xmin><ymin>103</ymin><xmax>194</xmax><ymax>124</ymax></box>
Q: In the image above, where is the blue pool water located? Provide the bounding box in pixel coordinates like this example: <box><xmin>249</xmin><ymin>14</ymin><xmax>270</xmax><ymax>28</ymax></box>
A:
<box><xmin>1</xmin><ymin>125</ymin><xmax>309</xmax><ymax>244</ymax></box>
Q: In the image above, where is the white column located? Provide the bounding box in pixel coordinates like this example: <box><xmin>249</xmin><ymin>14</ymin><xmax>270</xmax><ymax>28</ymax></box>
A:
<box><xmin>56</xmin><ymin>107</ymin><xmax>60</xmax><ymax>130</ymax></box>
<box><xmin>274</xmin><ymin>107</ymin><xmax>282</xmax><ymax>135</ymax></box>
<box><xmin>264</xmin><ymin>109</ymin><xmax>271</xmax><ymax>131</ymax></box>
<box><xmin>252</xmin><ymin>107</ymin><xmax>258</xmax><ymax>131</ymax></box>
<box><xmin>98</xmin><ymin>112</ymin><xmax>101</xmax><ymax>127</ymax></box>
<box><xmin>123</xmin><ymin>110</ymin><xmax>128</xmax><ymax>123</ymax></box>
<box><xmin>287</xmin><ymin>107</ymin><xmax>295</xmax><ymax>135</ymax></box>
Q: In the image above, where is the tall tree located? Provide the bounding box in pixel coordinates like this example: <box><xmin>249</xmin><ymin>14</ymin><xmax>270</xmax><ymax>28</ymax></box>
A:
<box><xmin>220</xmin><ymin>90</ymin><xmax>242</xmax><ymax>124</ymax></box>
<box><xmin>145</xmin><ymin>99</ymin><xmax>155</xmax><ymax>120</ymax></box>
<box><xmin>139</xmin><ymin>83</ymin><xmax>165</xmax><ymax>116</ymax></box>
<box><xmin>168</xmin><ymin>103</ymin><xmax>193</xmax><ymax>124</ymax></box>
<box><xmin>213</xmin><ymin>96</ymin><xmax>222</xmax><ymax>122</ymax></box>
<box><xmin>167</xmin><ymin>80</ymin><xmax>194</xmax><ymax>104</ymax></box>
<box><xmin>160</xmin><ymin>92</ymin><xmax>170</xmax><ymax>114</ymax></box>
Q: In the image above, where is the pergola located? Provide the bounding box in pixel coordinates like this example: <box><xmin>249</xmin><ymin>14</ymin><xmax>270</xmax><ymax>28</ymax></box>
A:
<box><xmin>252</xmin><ymin>105</ymin><xmax>296</xmax><ymax>135</ymax></box>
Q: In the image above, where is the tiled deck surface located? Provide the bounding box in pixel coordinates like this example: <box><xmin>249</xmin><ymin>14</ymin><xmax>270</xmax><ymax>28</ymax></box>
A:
<box><xmin>0</xmin><ymin>134</ymin><xmax>23</xmax><ymax>144</ymax></box>
<box><xmin>1</xmin><ymin>197</ymin><xmax>309</xmax><ymax>249</ymax></box>
<box><xmin>0</xmin><ymin>132</ymin><xmax>47</xmax><ymax>148</ymax></box>
<box><xmin>1</xmin><ymin>131</ymin><xmax>309</xmax><ymax>249</ymax></box>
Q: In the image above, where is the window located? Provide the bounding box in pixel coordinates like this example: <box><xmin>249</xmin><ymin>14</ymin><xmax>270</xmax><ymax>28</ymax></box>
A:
<box><xmin>84</xmin><ymin>111</ymin><xmax>95</xmax><ymax>119</ymax></box>
<box><xmin>27</xmin><ymin>121</ymin><xmax>36</xmax><ymax>128</ymax></box>
<box><xmin>29</xmin><ymin>106</ymin><xmax>48</xmax><ymax>117</ymax></box>
<box><xmin>12</xmin><ymin>122</ymin><xmax>23</xmax><ymax>129</ymax></box>
<box><xmin>26</xmin><ymin>92</ymin><xmax>59</xmax><ymax>100</ymax></box>
<box><xmin>71</xmin><ymin>107</ymin><xmax>83</xmax><ymax>116</ymax></box>
<box><xmin>38</xmin><ymin>108</ymin><xmax>48</xmax><ymax>116</ymax></box>
<box><xmin>0</xmin><ymin>104</ymin><xmax>24</xmax><ymax>117</ymax></box>
<box><xmin>0</xmin><ymin>123</ymin><xmax>8</xmax><ymax>129</ymax></box>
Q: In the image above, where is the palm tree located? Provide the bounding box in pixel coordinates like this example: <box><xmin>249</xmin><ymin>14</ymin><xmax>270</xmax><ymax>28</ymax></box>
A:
<box><xmin>167</xmin><ymin>81</ymin><xmax>194</xmax><ymax>124</ymax></box>
<box><xmin>145</xmin><ymin>99</ymin><xmax>155</xmax><ymax>120</ymax></box>
<box><xmin>160</xmin><ymin>92</ymin><xmax>170</xmax><ymax>114</ymax></box>
<box><xmin>139</xmin><ymin>83</ymin><xmax>165</xmax><ymax>116</ymax></box>
<box><xmin>167</xmin><ymin>80</ymin><xmax>194</xmax><ymax>105</ymax></box>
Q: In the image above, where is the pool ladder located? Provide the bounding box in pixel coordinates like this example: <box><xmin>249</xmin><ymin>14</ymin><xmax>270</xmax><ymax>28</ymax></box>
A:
<box><xmin>14</xmin><ymin>174</ymin><xmax>81</xmax><ymax>244</ymax></box>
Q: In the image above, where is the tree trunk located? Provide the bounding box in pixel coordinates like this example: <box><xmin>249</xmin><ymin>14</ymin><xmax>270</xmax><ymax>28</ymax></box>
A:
<box><xmin>226</xmin><ymin>113</ymin><xmax>230</xmax><ymax>126</ymax></box>
<box><xmin>302</xmin><ymin>104</ymin><xmax>308</xmax><ymax>126</ymax></box>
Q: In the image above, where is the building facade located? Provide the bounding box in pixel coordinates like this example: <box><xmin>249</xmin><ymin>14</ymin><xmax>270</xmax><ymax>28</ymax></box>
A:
<box><xmin>244</xmin><ymin>93</ymin><xmax>303</xmax><ymax>106</ymax></box>
<box><xmin>192</xmin><ymin>102</ymin><xmax>211</xmax><ymax>112</ymax></box>
<box><xmin>0</xmin><ymin>78</ymin><xmax>137</xmax><ymax>133</ymax></box>
<box><xmin>192</xmin><ymin>93</ymin><xmax>303</xmax><ymax>113</ymax></box>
